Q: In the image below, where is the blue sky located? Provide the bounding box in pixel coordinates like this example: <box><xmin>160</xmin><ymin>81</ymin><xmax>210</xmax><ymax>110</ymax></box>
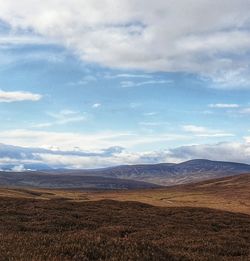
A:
<box><xmin>1</xmin><ymin>0</ymin><xmax>250</xmax><ymax>169</ymax></box>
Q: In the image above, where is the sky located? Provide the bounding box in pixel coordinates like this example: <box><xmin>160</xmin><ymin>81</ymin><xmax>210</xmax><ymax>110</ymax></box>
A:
<box><xmin>1</xmin><ymin>0</ymin><xmax>250</xmax><ymax>170</ymax></box>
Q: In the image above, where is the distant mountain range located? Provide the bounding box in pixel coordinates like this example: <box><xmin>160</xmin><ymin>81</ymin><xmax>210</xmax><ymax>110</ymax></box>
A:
<box><xmin>47</xmin><ymin>159</ymin><xmax>250</xmax><ymax>186</ymax></box>
<box><xmin>1</xmin><ymin>159</ymin><xmax>250</xmax><ymax>188</ymax></box>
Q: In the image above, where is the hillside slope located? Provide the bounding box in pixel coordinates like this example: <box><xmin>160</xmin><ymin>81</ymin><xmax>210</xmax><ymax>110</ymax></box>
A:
<box><xmin>81</xmin><ymin>173</ymin><xmax>250</xmax><ymax>214</ymax></box>
<box><xmin>2</xmin><ymin>159</ymin><xmax>250</xmax><ymax>187</ymax></box>
<box><xmin>0</xmin><ymin>171</ymin><xmax>160</xmax><ymax>189</ymax></box>
<box><xmin>50</xmin><ymin>159</ymin><xmax>250</xmax><ymax>185</ymax></box>
<box><xmin>1</xmin><ymin>173</ymin><xmax>249</xmax><ymax>215</ymax></box>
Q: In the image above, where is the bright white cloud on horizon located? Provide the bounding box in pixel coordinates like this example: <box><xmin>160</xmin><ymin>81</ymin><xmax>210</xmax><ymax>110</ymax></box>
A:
<box><xmin>0</xmin><ymin>0</ymin><xmax>250</xmax><ymax>169</ymax></box>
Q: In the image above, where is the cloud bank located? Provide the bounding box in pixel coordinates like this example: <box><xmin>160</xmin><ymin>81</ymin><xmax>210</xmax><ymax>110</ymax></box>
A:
<box><xmin>1</xmin><ymin>0</ymin><xmax>250</xmax><ymax>87</ymax></box>
<box><xmin>1</xmin><ymin>139</ymin><xmax>250</xmax><ymax>170</ymax></box>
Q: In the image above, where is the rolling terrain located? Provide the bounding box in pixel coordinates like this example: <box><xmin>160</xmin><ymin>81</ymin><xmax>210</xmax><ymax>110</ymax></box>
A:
<box><xmin>1</xmin><ymin>173</ymin><xmax>249</xmax><ymax>214</ymax></box>
<box><xmin>47</xmin><ymin>159</ymin><xmax>250</xmax><ymax>186</ymax></box>
<box><xmin>0</xmin><ymin>171</ymin><xmax>160</xmax><ymax>189</ymax></box>
<box><xmin>1</xmin><ymin>159</ymin><xmax>250</xmax><ymax>189</ymax></box>
<box><xmin>84</xmin><ymin>173</ymin><xmax>250</xmax><ymax>215</ymax></box>
<box><xmin>0</xmin><ymin>197</ymin><xmax>250</xmax><ymax>260</ymax></box>
<box><xmin>0</xmin><ymin>173</ymin><xmax>249</xmax><ymax>260</ymax></box>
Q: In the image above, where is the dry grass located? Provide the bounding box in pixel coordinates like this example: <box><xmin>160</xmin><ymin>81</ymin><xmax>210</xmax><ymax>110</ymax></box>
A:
<box><xmin>0</xmin><ymin>197</ymin><xmax>250</xmax><ymax>261</ymax></box>
<box><xmin>1</xmin><ymin>174</ymin><xmax>249</xmax><ymax>215</ymax></box>
<box><xmin>0</xmin><ymin>174</ymin><xmax>249</xmax><ymax>260</ymax></box>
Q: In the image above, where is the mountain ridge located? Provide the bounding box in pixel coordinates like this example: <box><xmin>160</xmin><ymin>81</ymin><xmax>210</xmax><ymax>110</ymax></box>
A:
<box><xmin>45</xmin><ymin>159</ymin><xmax>250</xmax><ymax>186</ymax></box>
<box><xmin>1</xmin><ymin>159</ymin><xmax>250</xmax><ymax>187</ymax></box>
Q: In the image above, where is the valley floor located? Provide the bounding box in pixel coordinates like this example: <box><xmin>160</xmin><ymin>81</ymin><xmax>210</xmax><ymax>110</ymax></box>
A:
<box><xmin>1</xmin><ymin>174</ymin><xmax>249</xmax><ymax>215</ymax></box>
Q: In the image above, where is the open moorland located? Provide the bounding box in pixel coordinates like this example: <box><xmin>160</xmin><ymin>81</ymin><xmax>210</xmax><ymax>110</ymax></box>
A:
<box><xmin>1</xmin><ymin>173</ymin><xmax>250</xmax><ymax>215</ymax></box>
<box><xmin>0</xmin><ymin>198</ymin><xmax>250</xmax><ymax>260</ymax></box>
<box><xmin>0</xmin><ymin>174</ymin><xmax>250</xmax><ymax>260</ymax></box>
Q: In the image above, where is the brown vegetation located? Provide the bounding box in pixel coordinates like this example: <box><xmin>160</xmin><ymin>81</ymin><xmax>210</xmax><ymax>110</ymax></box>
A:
<box><xmin>0</xmin><ymin>197</ymin><xmax>250</xmax><ymax>260</ymax></box>
<box><xmin>1</xmin><ymin>173</ymin><xmax>249</xmax><ymax>215</ymax></box>
<box><xmin>0</xmin><ymin>174</ymin><xmax>250</xmax><ymax>260</ymax></box>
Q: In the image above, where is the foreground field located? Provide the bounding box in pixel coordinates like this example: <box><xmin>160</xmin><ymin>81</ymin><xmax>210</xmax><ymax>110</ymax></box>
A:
<box><xmin>0</xmin><ymin>197</ymin><xmax>250</xmax><ymax>261</ymax></box>
<box><xmin>0</xmin><ymin>174</ymin><xmax>249</xmax><ymax>260</ymax></box>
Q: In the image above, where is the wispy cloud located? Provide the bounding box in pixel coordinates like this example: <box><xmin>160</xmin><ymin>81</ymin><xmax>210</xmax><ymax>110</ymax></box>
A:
<box><xmin>239</xmin><ymin>108</ymin><xmax>250</xmax><ymax>114</ymax></box>
<box><xmin>68</xmin><ymin>75</ymin><xmax>97</xmax><ymax>86</ymax></box>
<box><xmin>129</xmin><ymin>102</ymin><xmax>142</xmax><ymax>109</ymax></box>
<box><xmin>0</xmin><ymin>129</ymin><xmax>188</xmax><ymax>152</ymax></box>
<box><xmin>0</xmin><ymin>89</ymin><xmax>42</xmax><ymax>102</ymax></box>
<box><xmin>104</xmin><ymin>73</ymin><xmax>153</xmax><ymax>79</ymax></box>
<box><xmin>139</xmin><ymin>121</ymin><xmax>168</xmax><ymax>127</ymax></box>
<box><xmin>121</xmin><ymin>80</ymin><xmax>171</xmax><ymax>88</ymax></box>
<box><xmin>33</xmin><ymin>110</ymin><xmax>86</xmax><ymax>128</ymax></box>
<box><xmin>209</xmin><ymin>103</ymin><xmax>239</xmax><ymax>108</ymax></box>
<box><xmin>206</xmin><ymin>68</ymin><xmax>250</xmax><ymax>89</ymax></box>
<box><xmin>183</xmin><ymin>125</ymin><xmax>234</xmax><ymax>138</ymax></box>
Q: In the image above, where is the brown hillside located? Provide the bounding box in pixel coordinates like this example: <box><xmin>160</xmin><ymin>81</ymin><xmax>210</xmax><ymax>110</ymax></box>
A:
<box><xmin>0</xmin><ymin>174</ymin><xmax>249</xmax><ymax>215</ymax></box>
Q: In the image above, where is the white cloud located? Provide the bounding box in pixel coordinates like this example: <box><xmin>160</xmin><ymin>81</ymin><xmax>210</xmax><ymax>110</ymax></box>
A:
<box><xmin>1</xmin><ymin>1</ymin><xmax>250</xmax><ymax>87</ymax></box>
<box><xmin>11</xmin><ymin>164</ymin><xmax>25</xmax><ymax>172</ymax></box>
<box><xmin>35</xmin><ymin>149</ymin><xmax>176</xmax><ymax>168</ymax></box>
<box><xmin>2</xmin><ymin>139</ymin><xmax>250</xmax><ymax>169</ymax></box>
<box><xmin>92</xmin><ymin>103</ymin><xmax>101</xmax><ymax>108</ymax></box>
<box><xmin>206</xmin><ymin>68</ymin><xmax>250</xmax><ymax>89</ymax></box>
<box><xmin>120</xmin><ymin>80</ymin><xmax>170</xmax><ymax>88</ymax></box>
<box><xmin>209</xmin><ymin>103</ymin><xmax>239</xmax><ymax>108</ymax></box>
<box><xmin>0</xmin><ymin>89</ymin><xmax>42</xmax><ymax>102</ymax></box>
<box><xmin>104</xmin><ymin>73</ymin><xmax>153</xmax><ymax>79</ymax></box>
<box><xmin>239</xmin><ymin>108</ymin><xmax>250</xmax><ymax>114</ymax></box>
<box><xmin>0</xmin><ymin>129</ymin><xmax>188</xmax><ymax>151</ymax></box>
<box><xmin>183</xmin><ymin>124</ymin><xmax>234</xmax><ymax>137</ymax></box>
<box><xmin>169</xmin><ymin>141</ymin><xmax>250</xmax><ymax>164</ymax></box>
